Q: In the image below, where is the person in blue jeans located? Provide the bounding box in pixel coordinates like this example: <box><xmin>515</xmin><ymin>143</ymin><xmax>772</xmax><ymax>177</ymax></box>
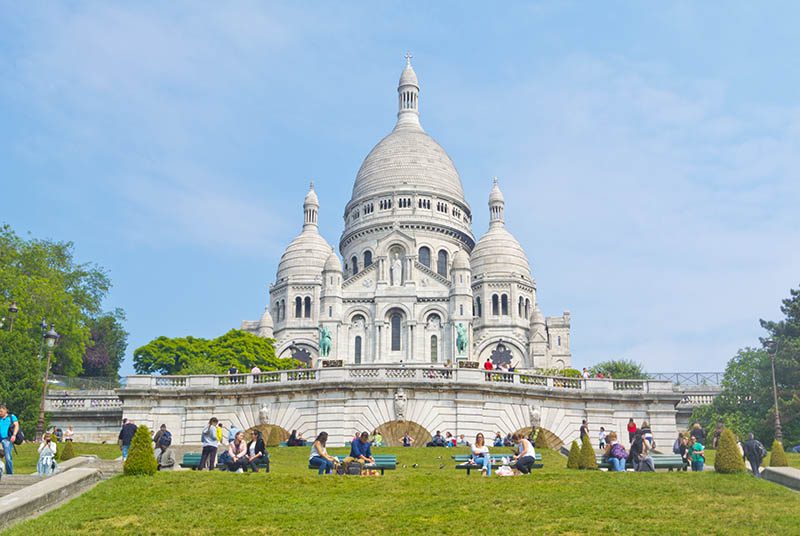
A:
<box><xmin>690</xmin><ymin>437</ymin><xmax>705</xmax><ymax>472</ymax></box>
<box><xmin>117</xmin><ymin>418</ymin><xmax>137</xmax><ymax>460</ymax></box>
<box><xmin>604</xmin><ymin>432</ymin><xmax>628</xmax><ymax>472</ymax></box>
<box><xmin>0</xmin><ymin>405</ymin><xmax>20</xmax><ymax>475</ymax></box>
<box><xmin>308</xmin><ymin>432</ymin><xmax>338</xmax><ymax>475</ymax></box>
<box><xmin>470</xmin><ymin>433</ymin><xmax>492</xmax><ymax>476</ymax></box>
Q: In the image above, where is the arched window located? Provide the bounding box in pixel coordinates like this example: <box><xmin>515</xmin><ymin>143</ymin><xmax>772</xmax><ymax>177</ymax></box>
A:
<box><xmin>354</xmin><ymin>336</ymin><xmax>362</xmax><ymax>365</ymax></box>
<box><xmin>475</xmin><ymin>297</ymin><xmax>482</xmax><ymax>317</ymax></box>
<box><xmin>437</xmin><ymin>249</ymin><xmax>448</xmax><ymax>278</ymax></box>
<box><xmin>295</xmin><ymin>297</ymin><xmax>302</xmax><ymax>318</ymax></box>
<box><xmin>304</xmin><ymin>296</ymin><xmax>312</xmax><ymax>318</ymax></box>
<box><xmin>430</xmin><ymin>335</ymin><xmax>438</xmax><ymax>363</ymax></box>
<box><xmin>492</xmin><ymin>294</ymin><xmax>499</xmax><ymax>315</ymax></box>
<box><xmin>518</xmin><ymin>297</ymin><xmax>524</xmax><ymax>317</ymax></box>
<box><xmin>391</xmin><ymin>313</ymin><xmax>402</xmax><ymax>351</ymax></box>
<box><xmin>459</xmin><ymin>304</ymin><xmax>464</xmax><ymax>315</ymax></box>
<box><xmin>525</xmin><ymin>299</ymin><xmax>530</xmax><ymax>319</ymax></box>
<box><xmin>280</xmin><ymin>300</ymin><xmax>285</xmax><ymax>321</ymax></box>
<box><xmin>501</xmin><ymin>294</ymin><xmax>509</xmax><ymax>315</ymax></box>
<box><xmin>419</xmin><ymin>246</ymin><xmax>431</xmax><ymax>268</ymax></box>
<box><xmin>364</xmin><ymin>250</ymin><xmax>372</xmax><ymax>267</ymax></box>
<box><xmin>351</xmin><ymin>256</ymin><xmax>358</xmax><ymax>275</ymax></box>
<box><xmin>558</xmin><ymin>336</ymin><xmax>561</xmax><ymax>347</ymax></box>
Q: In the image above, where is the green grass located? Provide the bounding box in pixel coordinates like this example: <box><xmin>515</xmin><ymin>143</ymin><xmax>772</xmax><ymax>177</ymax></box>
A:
<box><xmin>4</xmin><ymin>445</ymin><xmax>800</xmax><ymax>535</ymax></box>
<box><xmin>6</xmin><ymin>442</ymin><xmax>120</xmax><ymax>474</ymax></box>
<box><xmin>702</xmin><ymin>449</ymin><xmax>800</xmax><ymax>469</ymax></box>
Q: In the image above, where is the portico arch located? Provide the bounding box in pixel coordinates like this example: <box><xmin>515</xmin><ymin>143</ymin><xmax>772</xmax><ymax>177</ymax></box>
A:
<box><xmin>374</xmin><ymin>420</ymin><xmax>432</xmax><ymax>447</ymax></box>
<box><xmin>245</xmin><ymin>424</ymin><xmax>291</xmax><ymax>447</ymax></box>
<box><xmin>512</xmin><ymin>426</ymin><xmax>564</xmax><ymax>451</ymax></box>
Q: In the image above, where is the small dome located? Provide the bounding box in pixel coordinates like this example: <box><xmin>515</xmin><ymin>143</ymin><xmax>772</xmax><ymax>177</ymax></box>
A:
<box><xmin>304</xmin><ymin>183</ymin><xmax>319</xmax><ymax>207</ymax></box>
<box><xmin>259</xmin><ymin>307</ymin><xmax>274</xmax><ymax>329</ymax></box>
<box><xmin>452</xmin><ymin>248</ymin><xmax>470</xmax><ymax>270</ymax></box>
<box><xmin>323</xmin><ymin>247</ymin><xmax>342</xmax><ymax>273</ymax></box>
<box><xmin>276</xmin><ymin>229</ymin><xmax>332</xmax><ymax>281</ymax></box>
<box><xmin>530</xmin><ymin>304</ymin><xmax>545</xmax><ymax>326</ymax></box>
<box><xmin>399</xmin><ymin>62</ymin><xmax>418</xmax><ymax>88</ymax></box>
<box><xmin>489</xmin><ymin>178</ymin><xmax>504</xmax><ymax>204</ymax></box>
<box><xmin>471</xmin><ymin>225</ymin><xmax>531</xmax><ymax>279</ymax></box>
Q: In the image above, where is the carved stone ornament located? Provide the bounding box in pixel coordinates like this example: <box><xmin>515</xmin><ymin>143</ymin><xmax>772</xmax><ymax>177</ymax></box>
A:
<box><xmin>394</xmin><ymin>388</ymin><xmax>407</xmax><ymax>422</ymax></box>
<box><xmin>258</xmin><ymin>403</ymin><xmax>270</xmax><ymax>425</ymax></box>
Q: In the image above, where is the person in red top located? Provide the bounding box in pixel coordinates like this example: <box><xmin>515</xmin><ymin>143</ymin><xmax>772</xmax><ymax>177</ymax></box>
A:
<box><xmin>483</xmin><ymin>359</ymin><xmax>493</xmax><ymax>370</ymax></box>
<box><xmin>627</xmin><ymin>418</ymin><xmax>637</xmax><ymax>444</ymax></box>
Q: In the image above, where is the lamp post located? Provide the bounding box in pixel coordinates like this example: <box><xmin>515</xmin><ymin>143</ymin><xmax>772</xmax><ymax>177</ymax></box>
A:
<box><xmin>37</xmin><ymin>318</ymin><xmax>47</xmax><ymax>359</ymax></box>
<box><xmin>764</xmin><ymin>339</ymin><xmax>783</xmax><ymax>444</ymax></box>
<box><xmin>8</xmin><ymin>302</ymin><xmax>18</xmax><ymax>332</ymax></box>
<box><xmin>36</xmin><ymin>324</ymin><xmax>59</xmax><ymax>441</ymax></box>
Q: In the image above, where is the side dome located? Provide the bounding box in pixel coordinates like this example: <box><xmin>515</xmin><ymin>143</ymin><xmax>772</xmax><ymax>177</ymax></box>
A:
<box><xmin>323</xmin><ymin>247</ymin><xmax>343</xmax><ymax>272</ymax></box>
<box><xmin>452</xmin><ymin>248</ymin><xmax>470</xmax><ymax>270</ymax></box>
<box><xmin>276</xmin><ymin>183</ymin><xmax>332</xmax><ymax>282</ymax></box>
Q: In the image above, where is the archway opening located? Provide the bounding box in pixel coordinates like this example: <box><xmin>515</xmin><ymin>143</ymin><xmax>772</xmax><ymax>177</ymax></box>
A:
<box><xmin>512</xmin><ymin>426</ymin><xmax>563</xmax><ymax>451</ymax></box>
<box><xmin>245</xmin><ymin>424</ymin><xmax>290</xmax><ymax>447</ymax></box>
<box><xmin>374</xmin><ymin>420</ymin><xmax>432</xmax><ymax>447</ymax></box>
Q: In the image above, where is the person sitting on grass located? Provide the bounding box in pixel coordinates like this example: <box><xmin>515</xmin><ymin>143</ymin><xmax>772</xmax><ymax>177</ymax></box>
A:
<box><xmin>158</xmin><ymin>445</ymin><xmax>176</xmax><ymax>471</ymax></box>
<box><xmin>245</xmin><ymin>430</ymin><xmax>268</xmax><ymax>473</ymax></box>
<box><xmin>457</xmin><ymin>434</ymin><xmax>468</xmax><ymax>447</ymax></box>
<box><xmin>503</xmin><ymin>433</ymin><xmax>514</xmax><ymax>447</ymax></box>
<box><xmin>402</xmin><ymin>432</ymin><xmax>415</xmax><ymax>447</ymax></box>
<box><xmin>690</xmin><ymin>436</ymin><xmax>705</xmax><ymax>472</ymax></box>
<box><xmin>371</xmin><ymin>429</ymin><xmax>383</xmax><ymax>447</ymax></box>
<box><xmin>469</xmin><ymin>433</ymin><xmax>491</xmax><ymax>476</ymax></box>
<box><xmin>603</xmin><ymin>431</ymin><xmax>628</xmax><ymax>471</ymax></box>
<box><xmin>427</xmin><ymin>431</ymin><xmax>446</xmax><ymax>447</ymax></box>
<box><xmin>37</xmin><ymin>433</ymin><xmax>58</xmax><ymax>475</ymax></box>
<box><xmin>511</xmin><ymin>433</ymin><xmax>537</xmax><ymax>475</ymax></box>
<box><xmin>344</xmin><ymin>432</ymin><xmax>375</xmax><ymax>470</ymax></box>
<box><xmin>288</xmin><ymin>429</ymin><xmax>300</xmax><ymax>447</ymax></box>
<box><xmin>445</xmin><ymin>432</ymin><xmax>456</xmax><ymax>447</ymax></box>
<box><xmin>493</xmin><ymin>432</ymin><xmax>503</xmax><ymax>447</ymax></box>
<box><xmin>309</xmin><ymin>432</ymin><xmax>338</xmax><ymax>475</ymax></box>
<box><xmin>226</xmin><ymin>431</ymin><xmax>248</xmax><ymax>473</ymax></box>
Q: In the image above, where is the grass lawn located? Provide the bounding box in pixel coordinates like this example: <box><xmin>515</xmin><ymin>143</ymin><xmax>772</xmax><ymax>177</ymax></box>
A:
<box><xmin>6</xmin><ymin>442</ymin><xmax>121</xmax><ymax>475</ymax></box>
<box><xmin>4</xmin><ymin>446</ymin><xmax>800</xmax><ymax>536</ymax></box>
<box><xmin>700</xmin><ymin>449</ymin><xmax>800</xmax><ymax>469</ymax></box>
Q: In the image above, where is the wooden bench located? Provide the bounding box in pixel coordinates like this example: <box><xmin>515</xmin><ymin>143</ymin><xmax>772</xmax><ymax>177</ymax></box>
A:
<box><xmin>179</xmin><ymin>452</ymin><xmax>270</xmax><ymax>471</ymax></box>
<box><xmin>308</xmin><ymin>454</ymin><xmax>397</xmax><ymax>475</ymax></box>
<box><xmin>452</xmin><ymin>454</ymin><xmax>543</xmax><ymax>475</ymax></box>
<box><xmin>595</xmin><ymin>453</ymin><xmax>687</xmax><ymax>471</ymax></box>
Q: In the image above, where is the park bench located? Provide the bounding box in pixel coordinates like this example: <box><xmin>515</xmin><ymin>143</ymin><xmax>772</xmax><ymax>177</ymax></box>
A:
<box><xmin>308</xmin><ymin>454</ymin><xmax>397</xmax><ymax>475</ymax></box>
<box><xmin>595</xmin><ymin>453</ymin><xmax>687</xmax><ymax>471</ymax></box>
<box><xmin>344</xmin><ymin>441</ymin><xmax>387</xmax><ymax>447</ymax></box>
<box><xmin>179</xmin><ymin>452</ymin><xmax>270</xmax><ymax>471</ymax></box>
<box><xmin>452</xmin><ymin>454</ymin><xmax>543</xmax><ymax>475</ymax></box>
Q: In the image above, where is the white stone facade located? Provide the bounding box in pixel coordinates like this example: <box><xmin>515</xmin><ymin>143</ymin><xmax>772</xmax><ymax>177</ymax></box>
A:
<box><xmin>242</xmin><ymin>59</ymin><xmax>571</xmax><ymax>370</ymax></box>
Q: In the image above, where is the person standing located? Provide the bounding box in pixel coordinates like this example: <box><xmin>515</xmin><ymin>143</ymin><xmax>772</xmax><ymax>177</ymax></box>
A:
<box><xmin>118</xmin><ymin>418</ymin><xmax>137</xmax><ymax>460</ymax></box>
<box><xmin>579</xmin><ymin>420</ymin><xmax>589</xmax><ymax>441</ymax></box>
<box><xmin>742</xmin><ymin>433</ymin><xmax>766</xmax><ymax>478</ymax></box>
<box><xmin>483</xmin><ymin>359</ymin><xmax>493</xmax><ymax>371</ymax></box>
<box><xmin>627</xmin><ymin>418</ymin><xmax>637</xmax><ymax>444</ymax></box>
<box><xmin>0</xmin><ymin>405</ymin><xmax>19</xmax><ymax>475</ymax></box>
<box><xmin>690</xmin><ymin>423</ymin><xmax>706</xmax><ymax>445</ymax></box>
<box><xmin>690</xmin><ymin>436</ymin><xmax>705</xmax><ymax>472</ymax></box>
<box><xmin>37</xmin><ymin>433</ymin><xmax>58</xmax><ymax>475</ymax></box>
<box><xmin>200</xmin><ymin>417</ymin><xmax>220</xmax><ymax>471</ymax></box>
<box><xmin>712</xmin><ymin>422</ymin><xmax>724</xmax><ymax>449</ymax></box>
<box><xmin>598</xmin><ymin>427</ymin><xmax>608</xmax><ymax>450</ymax></box>
<box><xmin>402</xmin><ymin>432</ymin><xmax>415</xmax><ymax>447</ymax></box>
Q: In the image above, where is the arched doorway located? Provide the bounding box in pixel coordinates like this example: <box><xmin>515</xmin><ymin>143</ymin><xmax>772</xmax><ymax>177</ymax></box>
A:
<box><xmin>512</xmin><ymin>426</ymin><xmax>563</xmax><ymax>451</ymax></box>
<box><xmin>245</xmin><ymin>424</ymin><xmax>290</xmax><ymax>447</ymax></box>
<box><xmin>374</xmin><ymin>420</ymin><xmax>432</xmax><ymax>447</ymax></box>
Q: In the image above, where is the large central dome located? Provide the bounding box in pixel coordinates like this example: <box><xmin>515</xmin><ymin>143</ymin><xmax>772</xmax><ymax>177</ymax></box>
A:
<box><xmin>349</xmin><ymin>60</ymin><xmax>466</xmax><ymax>204</ymax></box>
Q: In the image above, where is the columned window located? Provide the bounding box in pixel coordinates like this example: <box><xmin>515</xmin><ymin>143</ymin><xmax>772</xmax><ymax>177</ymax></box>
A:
<box><xmin>391</xmin><ymin>313</ymin><xmax>402</xmax><ymax>351</ymax></box>
<box><xmin>304</xmin><ymin>296</ymin><xmax>312</xmax><ymax>318</ymax></box>
<box><xmin>354</xmin><ymin>336</ymin><xmax>362</xmax><ymax>364</ymax></box>
<box><xmin>492</xmin><ymin>294</ymin><xmax>499</xmax><ymax>315</ymax></box>
<box><xmin>501</xmin><ymin>294</ymin><xmax>509</xmax><ymax>316</ymax></box>
<box><xmin>518</xmin><ymin>297</ymin><xmax>524</xmax><ymax>317</ymax></box>
<box><xmin>430</xmin><ymin>335</ymin><xmax>438</xmax><ymax>363</ymax></box>
<box><xmin>475</xmin><ymin>297</ymin><xmax>482</xmax><ymax>317</ymax></box>
<box><xmin>295</xmin><ymin>297</ymin><xmax>302</xmax><ymax>318</ymax></box>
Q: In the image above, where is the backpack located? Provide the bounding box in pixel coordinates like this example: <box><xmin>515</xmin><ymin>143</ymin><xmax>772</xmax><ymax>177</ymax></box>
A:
<box><xmin>159</xmin><ymin>430</ymin><xmax>172</xmax><ymax>448</ymax></box>
<box><xmin>11</xmin><ymin>416</ymin><xmax>24</xmax><ymax>445</ymax></box>
<box><xmin>673</xmin><ymin>439</ymin><xmax>681</xmax><ymax>454</ymax></box>
<box><xmin>756</xmin><ymin>441</ymin><xmax>767</xmax><ymax>460</ymax></box>
<box><xmin>346</xmin><ymin>461</ymin><xmax>362</xmax><ymax>475</ymax></box>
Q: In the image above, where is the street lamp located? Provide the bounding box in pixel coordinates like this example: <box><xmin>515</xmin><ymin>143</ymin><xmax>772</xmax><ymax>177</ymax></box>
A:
<box><xmin>36</xmin><ymin>324</ymin><xmax>59</xmax><ymax>441</ymax></box>
<box><xmin>764</xmin><ymin>339</ymin><xmax>783</xmax><ymax>444</ymax></box>
<box><xmin>37</xmin><ymin>318</ymin><xmax>47</xmax><ymax>360</ymax></box>
<box><xmin>8</xmin><ymin>302</ymin><xmax>18</xmax><ymax>332</ymax></box>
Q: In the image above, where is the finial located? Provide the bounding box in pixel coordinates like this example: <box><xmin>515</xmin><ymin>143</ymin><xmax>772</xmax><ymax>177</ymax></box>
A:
<box><xmin>309</xmin><ymin>181</ymin><xmax>314</xmax><ymax>190</ymax></box>
<box><xmin>493</xmin><ymin>176</ymin><xmax>498</xmax><ymax>186</ymax></box>
<box><xmin>405</xmin><ymin>52</ymin><xmax>413</xmax><ymax>64</ymax></box>
<box><xmin>331</xmin><ymin>246</ymin><xmax>335</xmax><ymax>253</ymax></box>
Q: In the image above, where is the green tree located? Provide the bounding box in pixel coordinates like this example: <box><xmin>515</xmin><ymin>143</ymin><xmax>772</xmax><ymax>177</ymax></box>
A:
<box><xmin>591</xmin><ymin>359</ymin><xmax>648</xmax><ymax>379</ymax></box>
<box><xmin>134</xmin><ymin>329</ymin><xmax>298</xmax><ymax>375</ymax></box>
<box><xmin>714</xmin><ymin>428</ymin><xmax>745</xmax><ymax>474</ymax></box>
<box><xmin>82</xmin><ymin>309</ymin><xmax>128</xmax><ymax>377</ymax></box>
<box><xmin>566</xmin><ymin>440</ymin><xmax>580</xmax><ymax>469</ymax></box>
<box><xmin>123</xmin><ymin>425</ymin><xmax>157</xmax><ymax>476</ymax></box>
<box><xmin>578</xmin><ymin>434</ymin><xmax>597</xmax><ymax>470</ymax></box>
<box><xmin>768</xmin><ymin>439</ymin><xmax>788</xmax><ymax>467</ymax></box>
<box><xmin>0</xmin><ymin>330</ymin><xmax>45</xmax><ymax>438</ymax></box>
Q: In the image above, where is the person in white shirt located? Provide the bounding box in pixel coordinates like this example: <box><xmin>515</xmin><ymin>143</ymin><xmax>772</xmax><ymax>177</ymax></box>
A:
<box><xmin>37</xmin><ymin>434</ymin><xmax>58</xmax><ymax>475</ymax></box>
<box><xmin>63</xmin><ymin>425</ymin><xmax>74</xmax><ymax>442</ymax></box>
<box><xmin>470</xmin><ymin>433</ymin><xmax>492</xmax><ymax>476</ymax></box>
<box><xmin>511</xmin><ymin>433</ymin><xmax>537</xmax><ymax>474</ymax></box>
<box><xmin>598</xmin><ymin>427</ymin><xmax>608</xmax><ymax>450</ymax></box>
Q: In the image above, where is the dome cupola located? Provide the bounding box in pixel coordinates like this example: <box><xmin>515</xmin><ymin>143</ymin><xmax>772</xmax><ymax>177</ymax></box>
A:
<box><xmin>323</xmin><ymin>246</ymin><xmax>343</xmax><ymax>273</ymax></box>
<box><xmin>276</xmin><ymin>183</ymin><xmax>332</xmax><ymax>282</ymax></box>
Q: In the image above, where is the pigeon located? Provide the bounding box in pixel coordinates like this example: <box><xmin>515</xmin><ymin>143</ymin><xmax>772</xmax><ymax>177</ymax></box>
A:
<box><xmin>437</xmin><ymin>456</ymin><xmax>442</xmax><ymax>459</ymax></box>
<box><xmin>439</xmin><ymin>465</ymin><xmax>445</xmax><ymax>469</ymax></box>
<box><xmin>402</xmin><ymin>465</ymin><xmax>407</xmax><ymax>468</ymax></box>
<box><xmin>412</xmin><ymin>463</ymin><xmax>418</xmax><ymax>468</ymax></box>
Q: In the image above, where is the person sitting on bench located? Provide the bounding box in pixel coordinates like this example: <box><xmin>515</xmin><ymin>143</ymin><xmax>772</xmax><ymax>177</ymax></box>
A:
<box><xmin>511</xmin><ymin>433</ymin><xmax>537</xmax><ymax>474</ymax></box>
<box><xmin>427</xmin><ymin>431</ymin><xmax>446</xmax><ymax>447</ymax></box>
<box><xmin>309</xmin><ymin>432</ymin><xmax>338</xmax><ymax>475</ymax></box>
<box><xmin>226</xmin><ymin>431</ymin><xmax>248</xmax><ymax>472</ymax></box>
<box><xmin>245</xmin><ymin>430</ymin><xmax>268</xmax><ymax>472</ymax></box>
<box><xmin>470</xmin><ymin>432</ymin><xmax>491</xmax><ymax>476</ymax></box>
<box><xmin>344</xmin><ymin>432</ymin><xmax>375</xmax><ymax>469</ymax></box>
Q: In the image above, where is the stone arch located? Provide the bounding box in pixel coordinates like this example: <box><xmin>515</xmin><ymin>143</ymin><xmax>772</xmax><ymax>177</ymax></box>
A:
<box><xmin>476</xmin><ymin>337</ymin><xmax>527</xmax><ymax>367</ymax></box>
<box><xmin>277</xmin><ymin>338</ymin><xmax>319</xmax><ymax>365</ymax></box>
<box><xmin>377</xmin><ymin>302</ymin><xmax>412</xmax><ymax>320</ymax></box>
<box><xmin>374</xmin><ymin>420</ymin><xmax>432</xmax><ymax>447</ymax></box>
<box><xmin>417</xmin><ymin>303</ymin><xmax>447</xmax><ymax>323</ymax></box>
<box><xmin>244</xmin><ymin>424</ymin><xmax>290</xmax><ymax>447</ymax></box>
<box><xmin>512</xmin><ymin>426</ymin><xmax>564</xmax><ymax>451</ymax></box>
<box><xmin>344</xmin><ymin>306</ymin><xmax>372</xmax><ymax>324</ymax></box>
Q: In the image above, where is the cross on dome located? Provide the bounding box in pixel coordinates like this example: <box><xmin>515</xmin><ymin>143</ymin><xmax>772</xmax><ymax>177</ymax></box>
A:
<box><xmin>405</xmin><ymin>52</ymin><xmax>413</xmax><ymax>64</ymax></box>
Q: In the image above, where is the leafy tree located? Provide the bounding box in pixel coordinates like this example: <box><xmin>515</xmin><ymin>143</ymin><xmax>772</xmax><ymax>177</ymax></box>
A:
<box><xmin>578</xmin><ymin>434</ymin><xmax>597</xmax><ymax>470</ymax></box>
<box><xmin>134</xmin><ymin>329</ymin><xmax>298</xmax><ymax>375</ymax></box>
<box><xmin>591</xmin><ymin>359</ymin><xmax>648</xmax><ymax>379</ymax></box>
<box><xmin>768</xmin><ymin>439</ymin><xmax>788</xmax><ymax>467</ymax></box>
<box><xmin>714</xmin><ymin>428</ymin><xmax>745</xmax><ymax>473</ymax></box>
<box><xmin>123</xmin><ymin>425</ymin><xmax>157</xmax><ymax>476</ymax></box>
<box><xmin>566</xmin><ymin>440</ymin><xmax>580</xmax><ymax>469</ymax></box>
<box><xmin>0</xmin><ymin>330</ymin><xmax>45</xmax><ymax>438</ymax></box>
<box><xmin>82</xmin><ymin>309</ymin><xmax>128</xmax><ymax>377</ymax></box>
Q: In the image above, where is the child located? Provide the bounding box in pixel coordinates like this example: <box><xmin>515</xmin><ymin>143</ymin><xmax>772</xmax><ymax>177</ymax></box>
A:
<box><xmin>598</xmin><ymin>427</ymin><xmax>607</xmax><ymax>450</ymax></box>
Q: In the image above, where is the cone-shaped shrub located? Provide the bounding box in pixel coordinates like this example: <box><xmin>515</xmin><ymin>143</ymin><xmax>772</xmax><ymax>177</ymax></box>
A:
<box><xmin>769</xmin><ymin>440</ymin><xmax>788</xmax><ymax>467</ymax></box>
<box><xmin>123</xmin><ymin>425</ymin><xmax>157</xmax><ymax>476</ymax></box>
<box><xmin>59</xmin><ymin>440</ymin><xmax>76</xmax><ymax>462</ymax></box>
<box><xmin>535</xmin><ymin>428</ymin><xmax>549</xmax><ymax>450</ymax></box>
<box><xmin>578</xmin><ymin>434</ymin><xmax>598</xmax><ymax>470</ymax></box>
<box><xmin>714</xmin><ymin>429</ymin><xmax>745</xmax><ymax>473</ymax></box>
<box><xmin>566</xmin><ymin>440</ymin><xmax>580</xmax><ymax>469</ymax></box>
<box><xmin>266</xmin><ymin>426</ymin><xmax>281</xmax><ymax>447</ymax></box>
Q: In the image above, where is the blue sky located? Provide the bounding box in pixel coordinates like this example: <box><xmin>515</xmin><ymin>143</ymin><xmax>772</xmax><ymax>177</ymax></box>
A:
<box><xmin>1</xmin><ymin>2</ymin><xmax>798</xmax><ymax>375</ymax></box>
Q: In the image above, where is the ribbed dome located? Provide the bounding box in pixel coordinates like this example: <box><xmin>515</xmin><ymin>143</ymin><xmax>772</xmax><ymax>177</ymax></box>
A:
<box><xmin>323</xmin><ymin>247</ymin><xmax>342</xmax><ymax>273</ymax></box>
<box><xmin>399</xmin><ymin>63</ymin><xmax>418</xmax><ymax>87</ymax></box>
<box><xmin>452</xmin><ymin>248</ymin><xmax>470</xmax><ymax>270</ymax></box>
<box><xmin>530</xmin><ymin>304</ymin><xmax>545</xmax><ymax>326</ymax></box>
<box><xmin>471</xmin><ymin>226</ymin><xmax>531</xmax><ymax>279</ymax></box>
<box><xmin>489</xmin><ymin>179</ymin><xmax>504</xmax><ymax>204</ymax></box>
<box><xmin>352</xmin><ymin>129</ymin><xmax>465</xmax><ymax>201</ymax></box>
<box><xmin>276</xmin><ymin>229</ymin><xmax>331</xmax><ymax>281</ymax></box>
<box><xmin>259</xmin><ymin>307</ymin><xmax>274</xmax><ymax>329</ymax></box>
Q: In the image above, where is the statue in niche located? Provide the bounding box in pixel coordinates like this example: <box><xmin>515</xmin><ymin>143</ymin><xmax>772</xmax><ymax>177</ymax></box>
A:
<box><xmin>390</xmin><ymin>253</ymin><xmax>403</xmax><ymax>286</ymax></box>
<box><xmin>258</xmin><ymin>403</ymin><xmax>270</xmax><ymax>425</ymax></box>
<box><xmin>456</xmin><ymin>323</ymin><xmax>468</xmax><ymax>356</ymax></box>
<box><xmin>528</xmin><ymin>405</ymin><xmax>541</xmax><ymax>430</ymax></box>
<box><xmin>394</xmin><ymin>388</ymin><xmax>407</xmax><ymax>422</ymax></box>
<box><xmin>318</xmin><ymin>325</ymin><xmax>332</xmax><ymax>357</ymax></box>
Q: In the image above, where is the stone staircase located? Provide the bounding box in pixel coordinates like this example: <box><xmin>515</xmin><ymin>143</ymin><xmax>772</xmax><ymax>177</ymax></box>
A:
<box><xmin>0</xmin><ymin>475</ymin><xmax>48</xmax><ymax>498</ymax></box>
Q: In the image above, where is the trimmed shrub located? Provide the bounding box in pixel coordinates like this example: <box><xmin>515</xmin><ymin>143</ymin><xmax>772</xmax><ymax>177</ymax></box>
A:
<box><xmin>535</xmin><ymin>428</ymin><xmax>549</xmax><ymax>450</ymax></box>
<box><xmin>59</xmin><ymin>440</ymin><xmax>76</xmax><ymax>462</ymax></box>
<box><xmin>266</xmin><ymin>426</ymin><xmax>282</xmax><ymax>447</ymax></box>
<box><xmin>578</xmin><ymin>434</ymin><xmax>597</xmax><ymax>470</ymax></box>
<box><xmin>769</xmin><ymin>440</ymin><xmax>788</xmax><ymax>467</ymax></box>
<box><xmin>566</xmin><ymin>440</ymin><xmax>580</xmax><ymax>469</ymax></box>
<box><xmin>714</xmin><ymin>429</ymin><xmax>745</xmax><ymax>474</ymax></box>
<box><xmin>123</xmin><ymin>425</ymin><xmax>157</xmax><ymax>476</ymax></box>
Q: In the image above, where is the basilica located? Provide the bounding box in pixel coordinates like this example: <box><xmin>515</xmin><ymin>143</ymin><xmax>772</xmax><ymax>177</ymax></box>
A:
<box><xmin>242</xmin><ymin>59</ymin><xmax>571</xmax><ymax>370</ymax></box>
